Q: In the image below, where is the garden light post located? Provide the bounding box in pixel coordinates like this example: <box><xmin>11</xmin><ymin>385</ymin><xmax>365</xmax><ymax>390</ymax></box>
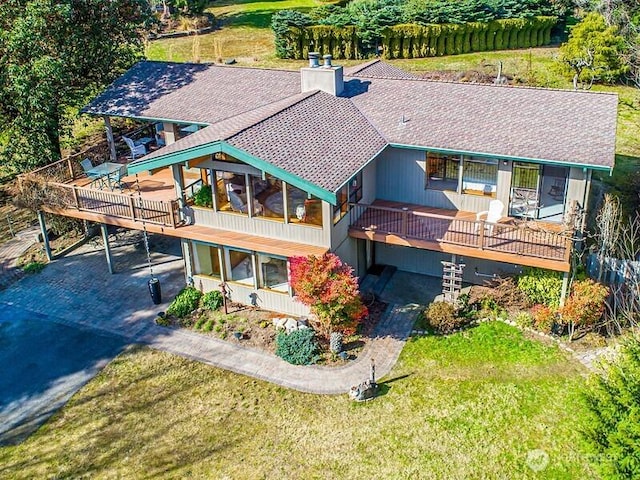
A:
<box><xmin>220</xmin><ymin>282</ymin><xmax>228</xmax><ymax>314</ymax></box>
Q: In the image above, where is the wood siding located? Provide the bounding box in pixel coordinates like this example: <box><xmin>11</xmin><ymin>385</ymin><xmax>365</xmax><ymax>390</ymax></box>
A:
<box><xmin>375</xmin><ymin>147</ymin><xmax>495</xmax><ymax>213</ymax></box>
<box><xmin>193</xmin><ymin>275</ymin><xmax>311</xmax><ymax>317</ymax></box>
<box><xmin>192</xmin><ymin>206</ymin><xmax>329</xmax><ymax>248</ymax></box>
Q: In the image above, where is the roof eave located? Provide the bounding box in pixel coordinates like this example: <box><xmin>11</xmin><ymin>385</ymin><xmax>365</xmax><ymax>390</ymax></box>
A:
<box><xmin>127</xmin><ymin>141</ymin><xmax>337</xmax><ymax>205</ymax></box>
<box><xmin>389</xmin><ymin>143</ymin><xmax>614</xmax><ymax>172</ymax></box>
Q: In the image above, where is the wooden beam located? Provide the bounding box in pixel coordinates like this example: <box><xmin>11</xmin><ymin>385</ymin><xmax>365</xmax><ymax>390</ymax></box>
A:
<box><xmin>41</xmin><ymin>206</ymin><xmax>328</xmax><ymax>259</ymax></box>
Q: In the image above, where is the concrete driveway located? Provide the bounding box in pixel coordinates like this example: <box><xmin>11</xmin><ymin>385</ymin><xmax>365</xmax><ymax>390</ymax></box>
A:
<box><xmin>0</xmin><ymin>230</ymin><xmax>185</xmax><ymax>445</ymax></box>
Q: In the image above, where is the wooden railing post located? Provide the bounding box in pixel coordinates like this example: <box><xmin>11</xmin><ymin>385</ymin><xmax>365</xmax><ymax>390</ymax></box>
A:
<box><xmin>67</xmin><ymin>158</ymin><xmax>75</xmax><ymax>180</ymax></box>
<box><xmin>128</xmin><ymin>195</ymin><xmax>136</xmax><ymax>220</ymax></box>
<box><xmin>478</xmin><ymin>220</ymin><xmax>485</xmax><ymax>249</ymax></box>
<box><xmin>72</xmin><ymin>186</ymin><xmax>80</xmax><ymax>209</ymax></box>
<box><xmin>401</xmin><ymin>207</ymin><xmax>408</xmax><ymax>237</ymax></box>
<box><xmin>170</xmin><ymin>201</ymin><xmax>177</xmax><ymax>228</ymax></box>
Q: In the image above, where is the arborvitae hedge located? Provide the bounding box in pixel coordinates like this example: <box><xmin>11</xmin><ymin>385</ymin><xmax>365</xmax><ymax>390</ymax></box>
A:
<box><xmin>277</xmin><ymin>17</ymin><xmax>556</xmax><ymax>59</ymax></box>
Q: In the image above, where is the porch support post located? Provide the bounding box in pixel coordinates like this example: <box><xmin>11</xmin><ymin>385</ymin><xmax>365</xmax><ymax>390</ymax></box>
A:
<box><xmin>560</xmin><ymin>271</ymin><xmax>569</xmax><ymax>307</ymax></box>
<box><xmin>181</xmin><ymin>239</ymin><xmax>193</xmax><ymax>284</ymax></box>
<box><xmin>100</xmin><ymin>223</ymin><xmax>114</xmax><ymax>274</ymax></box>
<box><xmin>163</xmin><ymin>122</ymin><xmax>181</xmax><ymax>145</ymax></box>
<box><xmin>104</xmin><ymin>116</ymin><xmax>117</xmax><ymax>163</ymax></box>
<box><xmin>171</xmin><ymin>163</ymin><xmax>186</xmax><ymax>221</ymax></box>
<box><xmin>37</xmin><ymin>211</ymin><xmax>53</xmax><ymax>262</ymax></box>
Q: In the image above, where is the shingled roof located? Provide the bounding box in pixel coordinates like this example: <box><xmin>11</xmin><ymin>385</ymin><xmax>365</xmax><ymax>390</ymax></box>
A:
<box><xmin>344</xmin><ymin>59</ymin><xmax>420</xmax><ymax>80</ymax></box>
<box><xmin>138</xmin><ymin>90</ymin><xmax>387</xmax><ymax>193</ymax></box>
<box><xmin>87</xmin><ymin>59</ymin><xmax>618</xmax><ymax>195</ymax></box>
<box><xmin>82</xmin><ymin>61</ymin><xmax>300</xmax><ymax>124</ymax></box>
<box><xmin>344</xmin><ymin>77</ymin><xmax>618</xmax><ymax>168</ymax></box>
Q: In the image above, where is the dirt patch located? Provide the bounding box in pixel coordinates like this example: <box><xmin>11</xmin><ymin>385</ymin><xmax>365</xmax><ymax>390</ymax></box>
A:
<box><xmin>0</xmin><ymin>184</ymin><xmax>37</xmax><ymax>245</ymax></box>
<box><xmin>16</xmin><ymin>229</ymin><xmax>85</xmax><ymax>268</ymax></box>
<box><xmin>419</xmin><ymin>69</ymin><xmax>514</xmax><ymax>84</ymax></box>
<box><xmin>161</xmin><ymin>295</ymin><xmax>388</xmax><ymax>365</ymax></box>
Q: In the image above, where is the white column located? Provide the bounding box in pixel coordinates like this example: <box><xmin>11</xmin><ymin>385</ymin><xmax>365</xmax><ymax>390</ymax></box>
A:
<box><xmin>560</xmin><ymin>271</ymin><xmax>569</xmax><ymax>306</ymax></box>
<box><xmin>163</xmin><ymin>122</ymin><xmax>181</xmax><ymax>145</ymax></box>
<box><xmin>181</xmin><ymin>239</ymin><xmax>193</xmax><ymax>284</ymax></box>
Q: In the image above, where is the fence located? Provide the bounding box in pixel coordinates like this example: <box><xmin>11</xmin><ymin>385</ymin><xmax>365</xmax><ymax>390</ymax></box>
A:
<box><xmin>587</xmin><ymin>254</ymin><xmax>640</xmax><ymax>284</ymax></box>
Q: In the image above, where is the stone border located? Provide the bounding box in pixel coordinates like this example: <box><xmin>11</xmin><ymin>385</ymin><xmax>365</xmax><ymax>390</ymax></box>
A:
<box><xmin>148</xmin><ymin>25</ymin><xmax>214</xmax><ymax>40</ymax></box>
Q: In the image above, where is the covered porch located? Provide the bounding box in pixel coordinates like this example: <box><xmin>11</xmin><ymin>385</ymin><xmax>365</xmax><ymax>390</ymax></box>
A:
<box><xmin>349</xmin><ymin>200</ymin><xmax>572</xmax><ymax>272</ymax></box>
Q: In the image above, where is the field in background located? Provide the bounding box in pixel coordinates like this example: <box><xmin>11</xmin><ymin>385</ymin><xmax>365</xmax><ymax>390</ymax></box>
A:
<box><xmin>0</xmin><ymin>322</ymin><xmax>594</xmax><ymax>478</ymax></box>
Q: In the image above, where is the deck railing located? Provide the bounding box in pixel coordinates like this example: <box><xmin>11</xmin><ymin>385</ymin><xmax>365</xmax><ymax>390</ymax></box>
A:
<box><xmin>349</xmin><ymin>203</ymin><xmax>571</xmax><ymax>262</ymax></box>
<box><xmin>18</xmin><ymin>175</ymin><xmax>179</xmax><ymax>228</ymax></box>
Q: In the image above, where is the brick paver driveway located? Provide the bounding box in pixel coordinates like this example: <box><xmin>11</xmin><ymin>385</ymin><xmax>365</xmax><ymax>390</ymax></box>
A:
<box><xmin>0</xmin><ymin>231</ymin><xmax>185</xmax><ymax>444</ymax></box>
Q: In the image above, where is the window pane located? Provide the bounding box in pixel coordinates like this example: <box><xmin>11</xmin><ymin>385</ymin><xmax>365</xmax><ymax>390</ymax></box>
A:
<box><xmin>258</xmin><ymin>255</ymin><xmax>288</xmax><ymax>292</ymax></box>
<box><xmin>288</xmin><ymin>187</ymin><xmax>323</xmax><ymax>227</ymax></box>
<box><xmin>426</xmin><ymin>152</ymin><xmax>459</xmax><ymax>191</ymax></box>
<box><xmin>193</xmin><ymin>243</ymin><xmax>221</xmax><ymax>279</ymax></box>
<box><xmin>252</xmin><ymin>174</ymin><xmax>283</xmax><ymax>220</ymax></box>
<box><xmin>229</xmin><ymin>250</ymin><xmax>254</xmax><ymax>285</ymax></box>
<box><xmin>462</xmin><ymin>157</ymin><xmax>498</xmax><ymax>196</ymax></box>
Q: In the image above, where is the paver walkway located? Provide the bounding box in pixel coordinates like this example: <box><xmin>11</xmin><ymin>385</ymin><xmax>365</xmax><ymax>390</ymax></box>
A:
<box><xmin>0</xmin><ymin>235</ymin><xmax>420</xmax><ymax>396</ymax></box>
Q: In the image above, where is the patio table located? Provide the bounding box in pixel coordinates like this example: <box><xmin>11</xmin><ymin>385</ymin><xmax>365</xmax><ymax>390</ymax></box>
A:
<box><xmin>86</xmin><ymin>162</ymin><xmax>125</xmax><ymax>191</ymax></box>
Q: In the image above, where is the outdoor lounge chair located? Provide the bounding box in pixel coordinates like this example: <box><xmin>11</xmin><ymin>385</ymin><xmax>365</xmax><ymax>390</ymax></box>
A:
<box><xmin>476</xmin><ymin>199</ymin><xmax>505</xmax><ymax>235</ymax></box>
<box><xmin>123</xmin><ymin>136</ymin><xmax>147</xmax><ymax>159</ymax></box>
<box><xmin>229</xmin><ymin>190</ymin><xmax>263</xmax><ymax>215</ymax></box>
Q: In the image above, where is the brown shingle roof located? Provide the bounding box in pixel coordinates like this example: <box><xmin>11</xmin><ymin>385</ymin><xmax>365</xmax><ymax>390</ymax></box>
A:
<box><xmin>344</xmin><ymin>59</ymin><xmax>420</xmax><ymax>80</ymax></box>
<box><xmin>82</xmin><ymin>61</ymin><xmax>300</xmax><ymax>124</ymax></box>
<box><xmin>344</xmin><ymin>77</ymin><xmax>618</xmax><ymax>168</ymax></box>
<box><xmin>90</xmin><ymin>60</ymin><xmax>618</xmax><ymax>176</ymax></box>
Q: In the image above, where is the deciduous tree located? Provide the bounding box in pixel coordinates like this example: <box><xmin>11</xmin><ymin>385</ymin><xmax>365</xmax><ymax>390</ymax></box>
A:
<box><xmin>0</xmin><ymin>0</ymin><xmax>152</xmax><ymax>171</ymax></box>
<box><xmin>289</xmin><ymin>253</ymin><xmax>367</xmax><ymax>335</ymax></box>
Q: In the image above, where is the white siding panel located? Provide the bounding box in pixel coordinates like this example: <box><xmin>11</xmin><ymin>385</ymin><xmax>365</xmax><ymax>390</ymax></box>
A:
<box><xmin>566</xmin><ymin>167</ymin><xmax>587</xmax><ymax>208</ymax></box>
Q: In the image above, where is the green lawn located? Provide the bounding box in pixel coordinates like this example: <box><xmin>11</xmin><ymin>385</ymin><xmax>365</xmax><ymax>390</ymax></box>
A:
<box><xmin>0</xmin><ymin>322</ymin><xmax>595</xmax><ymax>479</ymax></box>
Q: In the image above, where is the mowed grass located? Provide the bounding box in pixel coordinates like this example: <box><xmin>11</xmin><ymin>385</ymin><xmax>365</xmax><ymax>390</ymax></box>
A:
<box><xmin>0</xmin><ymin>322</ymin><xmax>594</xmax><ymax>479</ymax></box>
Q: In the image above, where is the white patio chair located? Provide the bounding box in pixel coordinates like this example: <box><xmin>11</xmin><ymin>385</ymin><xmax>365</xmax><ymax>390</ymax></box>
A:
<box><xmin>229</xmin><ymin>191</ymin><xmax>263</xmax><ymax>215</ymax></box>
<box><xmin>123</xmin><ymin>136</ymin><xmax>147</xmax><ymax>159</ymax></box>
<box><xmin>475</xmin><ymin>199</ymin><xmax>505</xmax><ymax>235</ymax></box>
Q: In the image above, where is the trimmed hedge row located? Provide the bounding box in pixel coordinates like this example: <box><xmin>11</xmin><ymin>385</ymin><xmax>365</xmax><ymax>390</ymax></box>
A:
<box><xmin>279</xmin><ymin>16</ymin><xmax>556</xmax><ymax>59</ymax></box>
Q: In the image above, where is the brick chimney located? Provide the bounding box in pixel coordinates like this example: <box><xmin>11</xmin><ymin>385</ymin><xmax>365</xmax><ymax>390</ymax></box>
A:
<box><xmin>301</xmin><ymin>53</ymin><xmax>344</xmax><ymax>96</ymax></box>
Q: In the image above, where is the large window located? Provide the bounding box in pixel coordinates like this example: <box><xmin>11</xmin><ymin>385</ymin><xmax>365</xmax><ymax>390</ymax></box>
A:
<box><xmin>426</xmin><ymin>152</ymin><xmax>460</xmax><ymax>191</ymax></box>
<box><xmin>334</xmin><ymin>171</ymin><xmax>363</xmax><ymax>224</ymax></box>
<box><xmin>258</xmin><ymin>255</ymin><xmax>289</xmax><ymax>293</ymax></box>
<box><xmin>228</xmin><ymin>249</ymin><xmax>254</xmax><ymax>286</ymax></box>
<box><xmin>193</xmin><ymin>243</ymin><xmax>222</xmax><ymax>279</ymax></box>
<box><xmin>425</xmin><ymin>152</ymin><xmax>498</xmax><ymax>197</ymax></box>
<box><xmin>462</xmin><ymin>157</ymin><xmax>498</xmax><ymax>197</ymax></box>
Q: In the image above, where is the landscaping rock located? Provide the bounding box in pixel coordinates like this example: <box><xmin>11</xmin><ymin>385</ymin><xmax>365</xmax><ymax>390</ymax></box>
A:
<box><xmin>284</xmin><ymin>318</ymin><xmax>298</xmax><ymax>333</ymax></box>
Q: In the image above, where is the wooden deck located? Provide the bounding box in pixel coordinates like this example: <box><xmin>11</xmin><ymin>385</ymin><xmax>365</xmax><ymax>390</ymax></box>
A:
<box><xmin>349</xmin><ymin>200</ymin><xmax>572</xmax><ymax>272</ymax></box>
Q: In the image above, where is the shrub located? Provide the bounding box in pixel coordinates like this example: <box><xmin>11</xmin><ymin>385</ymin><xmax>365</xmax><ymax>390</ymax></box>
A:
<box><xmin>425</xmin><ymin>301</ymin><xmax>465</xmax><ymax>334</ymax></box>
<box><xmin>201</xmin><ymin>290</ymin><xmax>223</xmax><ymax>311</ymax></box>
<box><xmin>276</xmin><ymin>329</ymin><xmax>320</xmax><ymax>365</ymax></box>
<box><xmin>531</xmin><ymin>304</ymin><xmax>556</xmax><ymax>334</ymax></box>
<box><xmin>155</xmin><ymin>315</ymin><xmax>172</xmax><ymax>327</ymax></box>
<box><xmin>167</xmin><ymin>286</ymin><xmax>202</xmax><ymax>318</ymax></box>
<box><xmin>517</xmin><ymin>267</ymin><xmax>563</xmax><ymax>308</ymax></box>
<box><xmin>559</xmin><ymin>279</ymin><xmax>609</xmax><ymax>340</ymax></box>
<box><xmin>289</xmin><ymin>253</ymin><xmax>367</xmax><ymax>336</ymax></box>
<box><xmin>22</xmin><ymin>261</ymin><xmax>46</xmax><ymax>274</ymax></box>
<box><xmin>514</xmin><ymin>311</ymin><xmax>534</xmax><ymax>328</ymax></box>
<box><xmin>582</xmin><ymin>336</ymin><xmax>640</xmax><ymax>479</ymax></box>
<box><xmin>194</xmin><ymin>315</ymin><xmax>207</xmax><ymax>330</ymax></box>
<box><xmin>192</xmin><ymin>185</ymin><xmax>213</xmax><ymax>208</ymax></box>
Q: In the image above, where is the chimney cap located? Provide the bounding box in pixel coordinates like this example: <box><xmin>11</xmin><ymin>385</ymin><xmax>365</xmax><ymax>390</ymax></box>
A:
<box><xmin>308</xmin><ymin>52</ymin><xmax>320</xmax><ymax>68</ymax></box>
<box><xmin>323</xmin><ymin>54</ymin><xmax>333</xmax><ymax>67</ymax></box>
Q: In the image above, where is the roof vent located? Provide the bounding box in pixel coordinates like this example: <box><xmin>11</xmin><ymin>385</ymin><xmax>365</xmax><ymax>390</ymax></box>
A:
<box><xmin>308</xmin><ymin>52</ymin><xmax>320</xmax><ymax>68</ymax></box>
<box><xmin>323</xmin><ymin>55</ymin><xmax>333</xmax><ymax>68</ymax></box>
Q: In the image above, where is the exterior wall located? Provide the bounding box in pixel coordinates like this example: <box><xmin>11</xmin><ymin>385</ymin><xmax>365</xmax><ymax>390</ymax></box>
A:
<box><xmin>375</xmin><ymin>147</ymin><xmax>494</xmax><ymax>213</ymax></box>
<box><xmin>375</xmin><ymin>244</ymin><xmax>522</xmax><ymax>283</ymax></box>
<box><xmin>192</xmin><ymin>207</ymin><xmax>329</xmax><ymax>248</ymax></box>
<box><xmin>193</xmin><ymin>274</ymin><xmax>311</xmax><ymax>317</ymax></box>
<box><xmin>566</xmin><ymin>167</ymin><xmax>588</xmax><ymax>209</ymax></box>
